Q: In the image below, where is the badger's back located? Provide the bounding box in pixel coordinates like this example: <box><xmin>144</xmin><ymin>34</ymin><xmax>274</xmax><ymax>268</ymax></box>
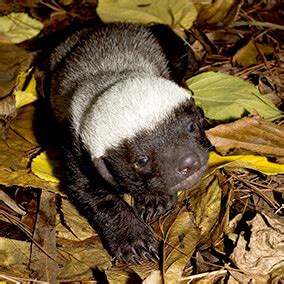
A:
<box><xmin>49</xmin><ymin>23</ymin><xmax>170</xmax><ymax>124</ymax></box>
<box><xmin>49</xmin><ymin>23</ymin><xmax>193</xmax><ymax>159</ymax></box>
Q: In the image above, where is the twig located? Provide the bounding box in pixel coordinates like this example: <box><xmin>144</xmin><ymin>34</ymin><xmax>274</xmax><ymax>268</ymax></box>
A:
<box><xmin>231</xmin><ymin>21</ymin><xmax>284</xmax><ymax>30</ymax></box>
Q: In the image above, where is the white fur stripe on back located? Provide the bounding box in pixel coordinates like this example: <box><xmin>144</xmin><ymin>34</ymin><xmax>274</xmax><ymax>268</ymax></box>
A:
<box><xmin>71</xmin><ymin>76</ymin><xmax>191</xmax><ymax>158</ymax></box>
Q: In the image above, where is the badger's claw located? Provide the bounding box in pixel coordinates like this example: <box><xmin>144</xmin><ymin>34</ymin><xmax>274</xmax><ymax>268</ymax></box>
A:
<box><xmin>135</xmin><ymin>193</ymin><xmax>176</xmax><ymax>222</ymax></box>
<box><xmin>108</xmin><ymin>220</ymin><xmax>159</xmax><ymax>264</ymax></box>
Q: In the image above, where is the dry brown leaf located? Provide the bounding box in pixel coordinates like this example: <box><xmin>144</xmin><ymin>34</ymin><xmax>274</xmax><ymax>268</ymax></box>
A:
<box><xmin>194</xmin><ymin>0</ymin><xmax>240</xmax><ymax>28</ymax></box>
<box><xmin>0</xmin><ymin>238</ymin><xmax>30</xmax><ymax>278</ymax></box>
<box><xmin>56</xmin><ymin>199</ymin><xmax>98</xmax><ymax>241</ymax></box>
<box><xmin>0</xmin><ymin>126</ymin><xmax>35</xmax><ymax>170</ymax></box>
<box><xmin>206</xmin><ymin>116</ymin><xmax>284</xmax><ymax>158</ymax></box>
<box><xmin>30</xmin><ymin>191</ymin><xmax>59</xmax><ymax>282</ymax></box>
<box><xmin>0</xmin><ymin>190</ymin><xmax>26</xmax><ymax>215</ymax></box>
<box><xmin>0</xmin><ymin>94</ymin><xmax>16</xmax><ymax>139</ymax></box>
<box><xmin>162</xmin><ymin>208</ymin><xmax>201</xmax><ymax>283</ymax></box>
<box><xmin>105</xmin><ymin>267</ymin><xmax>142</xmax><ymax>283</ymax></box>
<box><xmin>187</xmin><ymin>173</ymin><xmax>232</xmax><ymax>252</ymax></box>
<box><xmin>58</xmin><ymin>244</ymin><xmax>111</xmax><ymax>280</ymax></box>
<box><xmin>119</xmin><ymin>255</ymin><xmax>158</xmax><ymax>280</ymax></box>
<box><xmin>0</xmin><ymin>43</ymin><xmax>33</xmax><ymax>98</ymax></box>
<box><xmin>10</xmin><ymin>104</ymin><xmax>38</xmax><ymax>145</ymax></box>
<box><xmin>55</xmin><ymin>200</ymin><xmax>112</xmax><ymax>280</ymax></box>
<box><xmin>0</xmin><ymin>103</ymin><xmax>59</xmax><ymax>191</ymax></box>
<box><xmin>0</xmin><ymin>104</ymin><xmax>38</xmax><ymax>170</ymax></box>
<box><xmin>230</xmin><ymin>212</ymin><xmax>284</xmax><ymax>276</ymax></box>
<box><xmin>270</xmin><ymin>266</ymin><xmax>284</xmax><ymax>283</ymax></box>
<box><xmin>232</xmin><ymin>39</ymin><xmax>274</xmax><ymax>67</ymax></box>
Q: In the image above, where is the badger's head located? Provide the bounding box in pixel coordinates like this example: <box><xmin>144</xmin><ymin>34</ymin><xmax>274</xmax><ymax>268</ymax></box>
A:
<box><xmin>72</xmin><ymin>75</ymin><xmax>210</xmax><ymax>198</ymax></box>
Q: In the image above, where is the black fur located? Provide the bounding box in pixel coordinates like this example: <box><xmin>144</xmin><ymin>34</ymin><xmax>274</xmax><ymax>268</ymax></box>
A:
<box><xmin>48</xmin><ymin>23</ymin><xmax>209</xmax><ymax>263</ymax></box>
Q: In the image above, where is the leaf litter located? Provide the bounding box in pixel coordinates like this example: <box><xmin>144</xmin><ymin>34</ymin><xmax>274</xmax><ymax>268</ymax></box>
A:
<box><xmin>0</xmin><ymin>0</ymin><xmax>284</xmax><ymax>283</ymax></box>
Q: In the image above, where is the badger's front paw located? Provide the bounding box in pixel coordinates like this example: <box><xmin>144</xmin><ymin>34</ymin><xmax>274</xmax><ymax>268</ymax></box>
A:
<box><xmin>109</xmin><ymin>221</ymin><xmax>159</xmax><ymax>264</ymax></box>
<box><xmin>135</xmin><ymin>193</ymin><xmax>176</xmax><ymax>222</ymax></box>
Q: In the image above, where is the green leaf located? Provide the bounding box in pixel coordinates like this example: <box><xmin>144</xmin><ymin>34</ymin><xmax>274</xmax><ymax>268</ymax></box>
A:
<box><xmin>97</xmin><ymin>0</ymin><xmax>197</xmax><ymax>29</ymax></box>
<box><xmin>0</xmin><ymin>12</ymin><xmax>43</xmax><ymax>44</ymax></box>
<box><xmin>186</xmin><ymin>71</ymin><xmax>282</xmax><ymax>121</ymax></box>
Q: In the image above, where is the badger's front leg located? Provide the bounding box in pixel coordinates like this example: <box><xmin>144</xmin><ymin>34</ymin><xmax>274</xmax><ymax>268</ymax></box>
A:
<box><xmin>62</xmin><ymin>148</ymin><xmax>159</xmax><ymax>263</ymax></box>
<box><xmin>134</xmin><ymin>191</ymin><xmax>176</xmax><ymax>222</ymax></box>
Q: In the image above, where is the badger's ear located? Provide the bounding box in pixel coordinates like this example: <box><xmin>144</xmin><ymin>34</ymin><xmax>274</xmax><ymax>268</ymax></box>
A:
<box><xmin>93</xmin><ymin>157</ymin><xmax>116</xmax><ymax>185</ymax></box>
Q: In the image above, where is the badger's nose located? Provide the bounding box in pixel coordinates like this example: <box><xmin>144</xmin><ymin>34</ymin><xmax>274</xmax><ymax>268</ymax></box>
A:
<box><xmin>177</xmin><ymin>153</ymin><xmax>201</xmax><ymax>177</ymax></box>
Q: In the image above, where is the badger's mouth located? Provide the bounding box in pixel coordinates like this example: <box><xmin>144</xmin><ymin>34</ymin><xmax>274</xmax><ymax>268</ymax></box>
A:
<box><xmin>170</xmin><ymin>164</ymin><xmax>208</xmax><ymax>193</ymax></box>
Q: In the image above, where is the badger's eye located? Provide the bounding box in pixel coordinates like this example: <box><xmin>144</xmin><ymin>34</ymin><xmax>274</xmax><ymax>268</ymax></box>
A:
<box><xmin>187</xmin><ymin>122</ymin><xmax>196</xmax><ymax>133</ymax></box>
<box><xmin>134</xmin><ymin>155</ymin><xmax>149</xmax><ymax>168</ymax></box>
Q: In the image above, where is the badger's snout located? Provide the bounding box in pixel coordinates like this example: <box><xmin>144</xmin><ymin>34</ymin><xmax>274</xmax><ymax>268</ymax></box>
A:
<box><xmin>177</xmin><ymin>152</ymin><xmax>201</xmax><ymax>177</ymax></box>
<box><xmin>167</xmin><ymin>147</ymin><xmax>208</xmax><ymax>193</ymax></box>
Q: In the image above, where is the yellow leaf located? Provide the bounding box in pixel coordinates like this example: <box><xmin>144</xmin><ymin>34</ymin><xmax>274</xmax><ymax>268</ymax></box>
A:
<box><xmin>0</xmin><ymin>166</ymin><xmax>59</xmax><ymax>192</ymax></box>
<box><xmin>97</xmin><ymin>0</ymin><xmax>197</xmax><ymax>29</ymax></box>
<box><xmin>0</xmin><ymin>12</ymin><xmax>43</xmax><ymax>44</ymax></box>
<box><xmin>232</xmin><ymin>39</ymin><xmax>274</xmax><ymax>67</ymax></box>
<box><xmin>14</xmin><ymin>70</ymin><xmax>38</xmax><ymax>108</ymax></box>
<box><xmin>208</xmin><ymin>152</ymin><xmax>284</xmax><ymax>175</ymax></box>
<box><xmin>31</xmin><ymin>152</ymin><xmax>60</xmax><ymax>183</ymax></box>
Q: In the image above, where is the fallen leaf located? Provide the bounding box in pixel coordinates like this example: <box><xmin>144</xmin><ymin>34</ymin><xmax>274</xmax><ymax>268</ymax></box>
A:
<box><xmin>0</xmin><ymin>103</ymin><xmax>59</xmax><ymax>191</ymax></box>
<box><xmin>206</xmin><ymin>116</ymin><xmax>284</xmax><ymax>158</ymax></box>
<box><xmin>162</xmin><ymin>208</ymin><xmax>201</xmax><ymax>284</ymax></box>
<box><xmin>121</xmin><ymin>255</ymin><xmax>158</xmax><ymax>280</ymax></box>
<box><xmin>232</xmin><ymin>39</ymin><xmax>274</xmax><ymax>67</ymax></box>
<box><xmin>31</xmin><ymin>151</ymin><xmax>61</xmax><ymax>184</ymax></box>
<box><xmin>10</xmin><ymin>104</ymin><xmax>38</xmax><ymax>145</ymax></box>
<box><xmin>14</xmin><ymin>70</ymin><xmax>38</xmax><ymax>108</ymax></box>
<box><xmin>188</xmin><ymin>175</ymin><xmax>222</xmax><ymax>239</ymax></box>
<box><xmin>0</xmin><ymin>92</ymin><xmax>16</xmax><ymax>118</ymax></box>
<box><xmin>187</xmin><ymin>71</ymin><xmax>281</xmax><ymax>121</ymax></box>
<box><xmin>30</xmin><ymin>191</ymin><xmax>59</xmax><ymax>282</ymax></box>
<box><xmin>0</xmin><ymin>104</ymin><xmax>39</xmax><ymax>171</ymax></box>
<box><xmin>0</xmin><ymin>238</ymin><xmax>30</xmax><ymax>278</ymax></box>
<box><xmin>58</xmin><ymin>245</ymin><xmax>111</xmax><ymax>280</ymax></box>
<box><xmin>105</xmin><ymin>267</ymin><xmax>142</xmax><ymax>283</ymax></box>
<box><xmin>0</xmin><ymin>43</ymin><xmax>33</xmax><ymax>98</ymax></box>
<box><xmin>0</xmin><ymin>12</ymin><xmax>43</xmax><ymax>44</ymax></box>
<box><xmin>230</xmin><ymin>212</ymin><xmax>284</xmax><ymax>275</ymax></box>
<box><xmin>0</xmin><ymin>123</ymin><xmax>35</xmax><ymax>170</ymax></box>
<box><xmin>208</xmin><ymin>152</ymin><xmax>284</xmax><ymax>175</ymax></box>
<box><xmin>97</xmin><ymin>0</ymin><xmax>197</xmax><ymax>29</ymax></box>
<box><xmin>0</xmin><ymin>190</ymin><xmax>26</xmax><ymax>215</ymax></box>
<box><xmin>58</xmin><ymin>0</ymin><xmax>73</xmax><ymax>5</ymax></box>
<box><xmin>0</xmin><ymin>167</ymin><xmax>59</xmax><ymax>192</ymax></box>
<box><xmin>143</xmin><ymin>270</ymin><xmax>162</xmax><ymax>284</ymax></box>
<box><xmin>195</xmin><ymin>0</ymin><xmax>240</xmax><ymax>28</ymax></box>
<box><xmin>56</xmin><ymin>199</ymin><xmax>97</xmax><ymax>241</ymax></box>
<box><xmin>0</xmin><ymin>94</ymin><xmax>16</xmax><ymax>139</ymax></box>
<box><xmin>188</xmin><ymin>173</ymin><xmax>231</xmax><ymax>252</ymax></box>
<box><xmin>270</xmin><ymin>266</ymin><xmax>284</xmax><ymax>283</ymax></box>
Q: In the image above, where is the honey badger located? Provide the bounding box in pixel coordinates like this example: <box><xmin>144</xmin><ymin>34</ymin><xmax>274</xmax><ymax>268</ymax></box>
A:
<box><xmin>49</xmin><ymin>23</ymin><xmax>210</xmax><ymax>263</ymax></box>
